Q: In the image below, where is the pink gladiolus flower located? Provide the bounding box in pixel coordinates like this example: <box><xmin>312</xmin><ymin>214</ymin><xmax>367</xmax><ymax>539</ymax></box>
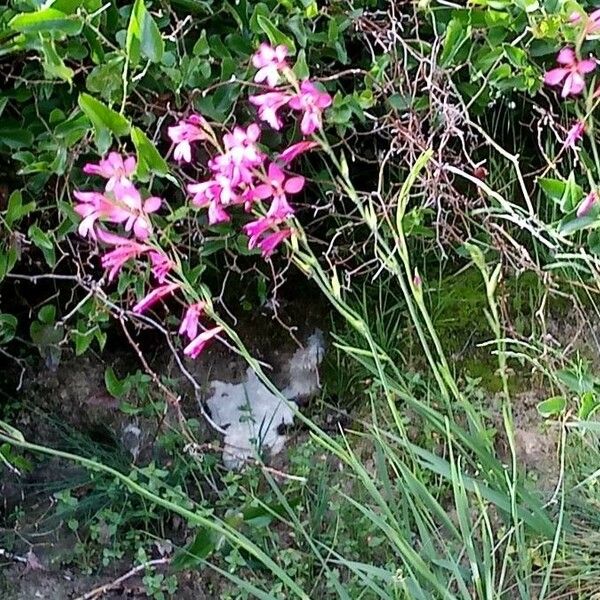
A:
<box><xmin>258</xmin><ymin>229</ymin><xmax>292</xmax><ymax>257</ymax></box>
<box><xmin>183</xmin><ymin>326</ymin><xmax>224</xmax><ymax>359</ymax></box>
<box><xmin>544</xmin><ymin>48</ymin><xmax>596</xmax><ymax>97</ymax></box>
<box><xmin>96</xmin><ymin>229</ymin><xmax>151</xmax><ymax>282</ymax></box>
<box><xmin>244</xmin><ymin>217</ymin><xmax>292</xmax><ymax>257</ymax></box>
<box><xmin>168</xmin><ymin>114</ymin><xmax>209</xmax><ymax>162</ymax></box>
<box><xmin>248</xmin><ymin>163</ymin><xmax>304</xmax><ymax>218</ymax></box>
<box><xmin>249</xmin><ymin>92</ymin><xmax>291</xmax><ymax>130</ymax></box>
<box><xmin>588</xmin><ymin>9</ymin><xmax>600</xmax><ymax>33</ymax></box>
<box><xmin>207</xmin><ymin>200</ymin><xmax>230</xmax><ymax>225</ymax></box>
<box><xmin>149</xmin><ymin>251</ymin><xmax>174</xmax><ymax>283</ymax></box>
<box><xmin>187</xmin><ymin>181</ymin><xmax>231</xmax><ymax>224</ymax></box>
<box><xmin>569</xmin><ymin>9</ymin><xmax>600</xmax><ymax>34</ymax></box>
<box><xmin>278</xmin><ymin>141</ymin><xmax>318</xmax><ymax>163</ymax></box>
<box><xmin>178</xmin><ymin>302</ymin><xmax>205</xmax><ymax>341</ymax></box>
<box><xmin>112</xmin><ymin>181</ymin><xmax>161</xmax><ymax>240</ymax></box>
<box><xmin>73</xmin><ymin>191</ymin><xmax>130</xmax><ymax>238</ymax></box>
<box><xmin>577</xmin><ymin>191</ymin><xmax>598</xmax><ymax>217</ymax></box>
<box><xmin>252</xmin><ymin>43</ymin><xmax>288</xmax><ymax>87</ymax></box>
<box><xmin>210</xmin><ymin>124</ymin><xmax>264</xmax><ymax>186</ymax></box>
<box><xmin>244</xmin><ymin>216</ymin><xmax>277</xmax><ymax>247</ymax></box>
<box><xmin>132</xmin><ymin>283</ymin><xmax>179</xmax><ymax>314</ymax></box>
<box><xmin>289</xmin><ymin>81</ymin><xmax>333</xmax><ymax>135</ymax></box>
<box><xmin>565</xmin><ymin>121</ymin><xmax>585</xmax><ymax>149</ymax></box>
<box><xmin>74</xmin><ymin>183</ymin><xmax>161</xmax><ymax>240</ymax></box>
<box><xmin>83</xmin><ymin>152</ymin><xmax>136</xmax><ymax>191</ymax></box>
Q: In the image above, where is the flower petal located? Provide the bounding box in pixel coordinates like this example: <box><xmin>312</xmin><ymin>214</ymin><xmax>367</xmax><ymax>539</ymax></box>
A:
<box><xmin>557</xmin><ymin>47</ymin><xmax>576</xmax><ymax>65</ymax></box>
<box><xmin>579</xmin><ymin>58</ymin><xmax>597</xmax><ymax>73</ymax></box>
<box><xmin>565</xmin><ymin>72</ymin><xmax>585</xmax><ymax>96</ymax></box>
<box><xmin>284</xmin><ymin>176</ymin><xmax>305</xmax><ymax>194</ymax></box>
<box><xmin>543</xmin><ymin>68</ymin><xmax>568</xmax><ymax>86</ymax></box>
<box><xmin>183</xmin><ymin>326</ymin><xmax>224</xmax><ymax>358</ymax></box>
<box><xmin>144</xmin><ymin>196</ymin><xmax>162</xmax><ymax>213</ymax></box>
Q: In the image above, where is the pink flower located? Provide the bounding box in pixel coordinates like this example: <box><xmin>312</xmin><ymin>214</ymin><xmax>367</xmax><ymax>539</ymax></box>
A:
<box><xmin>278</xmin><ymin>141</ymin><xmax>318</xmax><ymax>163</ymax></box>
<box><xmin>132</xmin><ymin>283</ymin><xmax>179</xmax><ymax>314</ymax></box>
<box><xmin>569</xmin><ymin>9</ymin><xmax>600</xmax><ymax>34</ymax></box>
<box><xmin>96</xmin><ymin>229</ymin><xmax>151</xmax><ymax>282</ymax></box>
<box><xmin>544</xmin><ymin>48</ymin><xmax>596</xmax><ymax>97</ymax></box>
<box><xmin>183</xmin><ymin>326</ymin><xmax>224</xmax><ymax>358</ymax></box>
<box><xmin>257</xmin><ymin>229</ymin><xmax>292</xmax><ymax>257</ymax></box>
<box><xmin>249</xmin><ymin>92</ymin><xmax>291</xmax><ymax>130</ymax></box>
<box><xmin>187</xmin><ymin>181</ymin><xmax>231</xmax><ymax>225</ymax></box>
<box><xmin>577</xmin><ymin>191</ymin><xmax>597</xmax><ymax>217</ymax></box>
<box><xmin>74</xmin><ymin>182</ymin><xmax>161</xmax><ymax>241</ymax></box>
<box><xmin>178</xmin><ymin>302</ymin><xmax>205</xmax><ymax>340</ymax></box>
<box><xmin>564</xmin><ymin>121</ymin><xmax>585</xmax><ymax>149</ymax></box>
<box><xmin>73</xmin><ymin>191</ymin><xmax>130</xmax><ymax>238</ymax></box>
<box><xmin>252</xmin><ymin>43</ymin><xmax>288</xmax><ymax>87</ymax></box>
<box><xmin>244</xmin><ymin>216</ymin><xmax>277</xmax><ymax>247</ymax></box>
<box><xmin>112</xmin><ymin>181</ymin><xmax>161</xmax><ymax>240</ymax></box>
<box><xmin>210</xmin><ymin>124</ymin><xmax>264</xmax><ymax>186</ymax></box>
<box><xmin>168</xmin><ymin>114</ymin><xmax>209</xmax><ymax>162</ymax></box>
<box><xmin>588</xmin><ymin>9</ymin><xmax>600</xmax><ymax>33</ymax></box>
<box><xmin>247</xmin><ymin>163</ymin><xmax>304</xmax><ymax>218</ymax></box>
<box><xmin>243</xmin><ymin>217</ymin><xmax>292</xmax><ymax>257</ymax></box>
<box><xmin>149</xmin><ymin>251</ymin><xmax>174</xmax><ymax>283</ymax></box>
<box><xmin>83</xmin><ymin>152</ymin><xmax>136</xmax><ymax>191</ymax></box>
<box><xmin>289</xmin><ymin>81</ymin><xmax>332</xmax><ymax>135</ymax></box>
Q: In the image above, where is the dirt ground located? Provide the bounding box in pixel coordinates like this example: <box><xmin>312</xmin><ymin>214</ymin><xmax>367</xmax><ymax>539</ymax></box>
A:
<box><xmin>1</xmin><ymin>299</ymin><xmax>329</xmax><ymax>599</ymax></box>
<box><xmin>1</xmin><ymin>301</ymin><xmax>587</xmax><ymax>598</ymax></box>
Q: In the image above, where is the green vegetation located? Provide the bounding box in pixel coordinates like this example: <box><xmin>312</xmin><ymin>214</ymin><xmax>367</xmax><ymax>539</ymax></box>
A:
<box><xmin>3</xmin><ymin>0</ymin><xmax>600</xmax><ymax>598</ymax></box>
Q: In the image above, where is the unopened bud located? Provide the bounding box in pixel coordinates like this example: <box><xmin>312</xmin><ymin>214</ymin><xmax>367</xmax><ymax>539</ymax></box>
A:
<box><xmin>413</xmin><ymin>269</ymin><xmax>421</xmax><ymax>288</ymax></box>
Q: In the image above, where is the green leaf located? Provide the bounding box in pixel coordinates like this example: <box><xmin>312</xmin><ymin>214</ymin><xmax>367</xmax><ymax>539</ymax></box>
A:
<box><xmin>73</xmin><ymin>329</ymin><xmax>94</xmax><ymax>356</ymax></box>
<box><xmin>588</xmin><ymin>230</ymin><xmax>600</xmax><ymax>255</ymax></box>
<box><xmin>38</xmin><ymin>304</ymin><xmax>56</xmax><ymax>325</ymax></box>
<box><xmin>78</xmin><ymin>93</ymin><xmax>130</xmax><ymax>153</ymax></box>
<box><xmin>558</xmin><ymin>213</ymin><xmax>599</xmax><ymax>235</ymax></box>
<box><xmin>0</xmin><ymin>127</ymin><xmax>34</xmax><ymax>149</ymax></box>
<box><xmin>28</xmin><ymin>224</ymin><xmax>53</xmax><ymax>250</ymax></box>
<box><xmin>256</xmin><ymin>15</ymin><xmax>295</xmax><ymax>52</ymax></box>
<box><xmin>172</xmin><ymin>528</ymin><xmax>218</xmax><ymax>570</ymax></box>
<box><xmin>556</xmin><ymin>368</ymin><xmax>595</xmax><ymax>393</ymax></box>
<box><xmin>536</xmin><ymin>396</ymin><xmax>566</xmax><ymax>418</ymax></box>
<box><xmin>440</xmin><ymin>18</ymin><xmax>470</xmax><ymax>67</ymax></box>
<box><xmin>41</xmin><ymin>38</ymin><xmax>74</xmax><ymax>83</ymax></box>
<box><xmin>538</xmin><ymin>177</ymin><xmax>565</xmax><ymax>201</ymax></box>
<box><xmin>30</xmin><ymin>320</ymin><xmax>63</xmax><ymax>347</ymax></box>
<box><xmin>5</xmin><ymin>190</ymin><xmax>35</xmax><ymax>228</ymax></box>
<box><xmin>0</xmin><ymin>245</ymin><xmax>19</xmax><ymax>282</ymax></box>
<box><xmin>131</xmin><ymin>126</ymin><xmax>169</xmax><ymax>179</ymax></box>
<box><xmin>539</xmin><ymin>174</ymin><xmax>583</xmax><ymax>213</ymax></box>
<box><xmin>293</xmin><ymin>49</ymin><xmax>309</xmax><ymax>79</ymax></box>
<box><xmin>9</xmin><ymin>8</ymin><xmax>83</xmax><ymax>36</ymax></box>
<box><xmin>192</xmin><ymin>29</ymin><xmax>210</xmax><ymax>55</ymax></box>
<box><xmin>0</xmin><ymin>314</ymin><xmax>17</xmax><ymax>345</ymax></box>
<box><xmin>126</xmin><ymin>0</ymin><xmax>164</xmax><ymax>64</ymax></box>
<box><xmin>514</xmin><ymin>0</ymin><xmax>539</xmax><ymax>12</ymax></box>
<box><xmin>104</xmin><ymin>366</ymin><xmax>126</xmax><ymax>397</ymax></box>
<box><xmin>579</xmin><ymin>391</ymin><xmax>600</xmax><ymax>421</ymax></box>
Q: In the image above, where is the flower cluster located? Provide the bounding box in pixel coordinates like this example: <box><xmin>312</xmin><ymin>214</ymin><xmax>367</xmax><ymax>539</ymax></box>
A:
<box><xmin>75</xmin><ymin>153</ymin><xmax>161</xmax><ymax>240</ymax></box>
<box><xmin>168</xmin><ymin>42</ymin><xmax>331</xmax><ymax>257</ymax></box>
<box><xmin>73</xmin><ymin>42</ymin><xmax>331</xmax><ymax>359</ymax></box>
<box><xmin>74</xmin><ymin>153</ymin><xmax>222</xmax><ymax>358</ymax></box>
<box><xmin>248</xmin><ymin>44</ymin><xmax>332</xmax><ymax>135</ymax></box>
<box><xmin>540</xmin><ymin>10</ymin><xmax>600</xmax><ymax>219</ymax></box>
